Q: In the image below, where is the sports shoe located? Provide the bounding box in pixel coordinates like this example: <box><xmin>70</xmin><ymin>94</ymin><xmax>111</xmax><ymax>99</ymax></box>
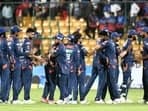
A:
<box><xmin>138</xmin><ymin>99</ymin><xmax>148</xmax><ymax>104</ymax></box>
<box><xmin>120</xmin><ymin>97</ymin><xmax>126</xmax><ymax>103</ymax></box>
<box><xmin>0</xmin><ymin>100</ymin><xmax>7</xmax><ymax>104</ymax></box>
<box><xmin>11</xmin><ymin>100</ymin><xmax>23</xmax><ymax>104</ymax></box>
<box><xmin>48</xmin><ymin>100</ymin><xmax>55</xmax><ymax>104</ymax></box>
<box><xmin>112</xmin><ymin>98</ymin><xmax>122</xmax><ymax>104</ymax></box>
<box><xmin>68</xmin><ymin>94</ymin><xmax>72</xmax><ymax>100</ymax></box>
<box><xmin>0</xmin><ymin>100</ymin><xmax>3</xmax><ymax>103</ymax></box>
<box><xmin>95</xmin><ymin>99</ymin><xmax>105</xmax><ymax>104</ymax></box>
<box><xmin>145</xmin><ymin>101</ymin><xmax>148</xmax><ymax>104</ymax></box>
<box><xmin>41</xmin><ymin>98</ymin><xmax>48</xmax><ymax>103</ymax></box>
<box><xmin>64</xmin><ymin>96</ymin><xmax>70</xmax><ymax>104</ymax></box>
<box><xmin>3</xmin><ymin>101</ymin><xmax>10</xmax><ymax>104</ymax></box>
<box><xmin>56</xmin><ymin>100</ymin><xmax>65</xmax><ymax>104</ymax></box>
<box><xmin>23</xmin><ymin>99</ymin><xmax>35</xmax><ymax>104</ymax></box>
<box><xmin>70</xmin><ymin>101</ymin><xmax>78</xmax><ymax>104</ymax></box>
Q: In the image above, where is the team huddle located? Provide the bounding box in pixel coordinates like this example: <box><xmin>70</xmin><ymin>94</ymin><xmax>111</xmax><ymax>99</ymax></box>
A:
<box><xmin>41</xmin><ymin>26</ymin><xmax>148</xmax><ymax>105</ymax></box>
<box><xmin>0</xmin><ymin>25</ymin><xmax>148</xmax><ymax>105</ymax></box>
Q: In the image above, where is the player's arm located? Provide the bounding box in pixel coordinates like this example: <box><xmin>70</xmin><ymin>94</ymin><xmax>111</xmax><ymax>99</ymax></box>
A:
<box><xmin>119</xmin><ymin>40</ymin><xmax>131</xmax><ymax>58</ymax></box>
<box><xmin>87</xmin><ymin>43</ymin><xmax>102</xmax><ymax>56</ymax></box>
<box><xmin>140</xmin><ymin>41</ymin><xmax>148</xmax><ymax>60</ymax></box>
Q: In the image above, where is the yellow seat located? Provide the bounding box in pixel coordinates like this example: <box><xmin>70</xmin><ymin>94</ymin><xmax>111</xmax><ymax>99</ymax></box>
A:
<box><xmin>42</xmin><ymin>39</ymin><xmax>50</xmax><ymax>45</ymax></box>
<box><xmin>51</xmin><ymin>28</ymin><xmax>59</xmax><ymax>36</ymax></box>
<box><xmin>21</xmin><ymin>26</ymin><xmax>27</xmax><ymax>33</ymax></box>
<box><xmin>23</xmin><ymin>16</ymin><xmax>32</xmax><ymax>27</ymax></box>
<box><xmin>69</xmin><ymin>27</ymin><xmax>77</xmax><ymax>34</ymax></box>
<box><xmin>65</xmin><ymin>22</ymin><xmax>73</xmax><ymax>27</ymax></box>
<box><xmin>82</xmin><ymin>39</ymin><xmax>89</xmax><ymax>46</ymax></box>
<box><xmin>37</xmin><ymin>27</ymin><xmax>42</xmax><ymax>34</ymax></box>
<box><xmin>50</xmin><ymin>20</ymin><xmax>57</xmax><ymax>27</ymax></box>
<box><xmin>43</xmin><ymin>20</ymin><xmax>49</xmax><ymax>27</ymax></box>
<box><xmin>58</xmin><ymin>20</ymin><xmax>66</xmax><ymax>27</ymax></box>
<box><xmin>34</xmin><ymin>20</ymin><xmax>42</xmax><ymax>27</ymax></box>
<box><xmin>43</xmin><ymin>31</ymin><xmax>50</xmax><ymax>38</ymax></box>
<box><xmin>119</xmin><ymin>39</ymin><xmax>125</xmax><ymax>46</ymax></box>
<box><xmin>86</xmin><ymin>57</ymin><xmax>93</xmax><ymax>65</ymax></box>
<box><xmin>18</xmin><ymin>31</ymin><xmax>26</xmax><ymax>39</ymax></box>
<box><xmin>72</xmin><ymin>21</ymin><xmax>80</xmax><ymax>28</ymax></box>
<box><xmin>89</xmin><ymin>39</ymin><xmax>96</xmax><ymax>47</ymax></box>
<box><xmin>60</xmin><ymin>26</ymin><xmax>68</xmax><ymax>35</ymax></box>
<box><xmin>89</xmin><ymin>57</ymin><xmax>93</xmax><ymax>64</ymax></box>
<box><xmin>85</xmin><ymin>58</ymin><xmax>90</xmax><ymax>65</ymax></box>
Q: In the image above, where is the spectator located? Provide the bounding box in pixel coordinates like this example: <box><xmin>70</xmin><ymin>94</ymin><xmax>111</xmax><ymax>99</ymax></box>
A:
<box><xmin>80</xmin><ymin>0</ymin><xmax>93</xmax><ymax>20</ymax></box>
<box><xmin>143</xmin><ymin>3</ymin><xmax>148</xmax><ymax>17</ymax></box>
<box><xmin>1</xmin><ymin>4</ymin><xmax>14</xmax><ymax>26</ymax></box>
<box><xmin>34</xmin><ymin>3</ymin><xmax>49</xmax><ymax>20</ymax></box>
<box><xmin>57</xmin><ymin>1</ymin><xmax>68</xmax><ymax>20</ymax></box>
<box><xmin>72</xmin><ymin>1</ymin><xmax>81</xmax><ymax>19</ymax></box>
<box><xmin>135</xmin><ymin>18</ymin><xmax>146</xmax><ymax>44</ymax></box>
<box><xmin>85</xmin><ymin>11</ymin><xmax>99</xmax><ymax>39</ymax></box>
<box><xmin>135</xmin><ymin>18</ymin><xmax>146</xmax><ymax>32</ymax></box>
<box><xmin>103</xmin><ymin>8</ymin><xmax>111</xmax><ymax>19</ymax></box>
<box><xmin>98</xmin><ymin>17</ymin><xmax>107</xmax><ymax>31</ymax></box>
<box><xmin>110</xmin><ymin>3</ymin><xmax>121</xmax><ymax>17</ymax></box>
<box><xmin>95</xmin><ymin>1</ymin><xmax>104</xmax><ymax>18</ymax></box>
<box><xmin>130</xmin><ymin>2</ymin><xmax>140</xmax><ymax>28</ymax></box>
<box><xmin>15</xmin><ymin>2</ymin><xmax>30</xmax><ymax>26</ymax></box>
<box><xmin>49</xmin><ymin>0</ymin><xmax>59</xmax><ymax>20</ymax></box>
<box><xmin>103</xmin><ymin>0</ymin><xmax>111</xmax><ymax>13</ymax></box>
<box><xmin>116</xmin><ymin>11</ymin><xmax>126</xmax><ymax>35</ymax></box>
<box><xmin>106</xmin><ymin>12</ymin><xmax>116</xmax><ymax>32</ymax></box>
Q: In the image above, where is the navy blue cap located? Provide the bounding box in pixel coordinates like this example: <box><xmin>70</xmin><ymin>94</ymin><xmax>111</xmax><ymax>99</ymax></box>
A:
<box><xmin>111</xmin><ymin>32</ymin><xmax>122</xmax><ymax>39</ymax></box>
<box><xmin>128</xmin><ymin>29</ymin><xmax>137</xmax><ymax>36</ymax></box>
<box><xmin>99</xmin><ymin>29</ymin><xmax>110</xmax><ymax>36</ymax></box>
<box><xmin>67</xmin><ymin>34</ymin><xmax>75</xmax><ymax>41</ymax></box>
<box><xmin>141</xmin><ymin>27</ymin><xmax>148</xmax><ymax>33</ymax></box>
<box><xmin>11</xmin><ymin>25</ymin><xmax>22</xmax><ymax>33</ymax></box>
<box><xmin>0</xmin><ymin>27</ymin><xmax>7</xmax><ymax>34</ymax></box>
<box><xmin>55</xmin><ymin>32</ymin><xmax>64</xmax><ymax>40</ymax></box>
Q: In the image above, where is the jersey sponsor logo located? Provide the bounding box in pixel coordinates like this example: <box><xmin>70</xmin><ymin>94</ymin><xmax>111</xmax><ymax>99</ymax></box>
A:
<box><xmin>66</xmin><ymin>48</ymin><xmax>73</xmax><ymax>62</ymax></box>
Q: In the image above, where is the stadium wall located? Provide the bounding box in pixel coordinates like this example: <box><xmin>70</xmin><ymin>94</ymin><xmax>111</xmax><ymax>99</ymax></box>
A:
<box><xmin>32</xmin><ymin>64</ymin><xmax>143</xmax><ymax>89</ymax></box>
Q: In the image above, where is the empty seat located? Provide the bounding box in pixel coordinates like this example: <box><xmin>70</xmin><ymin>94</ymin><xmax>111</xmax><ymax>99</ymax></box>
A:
<box><xmin>34</xmin><ymin>20</ymin><xmax>42</xmax><ymax>27</ymax></box>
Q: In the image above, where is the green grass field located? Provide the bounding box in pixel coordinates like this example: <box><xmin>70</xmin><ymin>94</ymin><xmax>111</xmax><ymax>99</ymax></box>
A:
<box><xmin>0</xmin><ymin>88</ymin><xmax>148</xmax><ymax>111</ymax></box>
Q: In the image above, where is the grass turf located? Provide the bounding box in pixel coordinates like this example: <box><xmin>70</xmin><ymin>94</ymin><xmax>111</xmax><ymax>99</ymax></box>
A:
<box><xmin>0</xmin><ymin>88</ymin><xmax>148</xmax><ymax>111</ymax></box>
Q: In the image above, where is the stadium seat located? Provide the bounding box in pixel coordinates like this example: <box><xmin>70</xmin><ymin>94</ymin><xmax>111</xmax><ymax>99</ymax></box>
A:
<box><xmin>23</xmin><ymin>16</ymin><xmax>32</xmax><ymax>27</ymax></box>
<box><xmin>60</xmin><ymin>26</ymin><xmax>69</xmax><ymax>35</ymax></box>
<box><xmin>43</xmin><ymin>20</ymin><xmax>49</xmax><ymax>27</ymax></box>
<box><xmin>19</xmin><ymin>31</ymin><xmax>26</xmax><ymax>39</ymax></box>
<box><xmin>58</xmin><ymin>20</ymin><xmax>66</xmax><ymax>27</ymax></box>
<box><xmin>82</xmin><ymin>39</ymin><xmax>89</xmax><ymax>46</ymax></box>
<box><xmin>119</xmin><ymin>39</ymin><xmax>125</xmax><ymax>46</ymax></box>
<box><xmin>34</xmin><ymin>20</ymin><xmax>42</xmax><ymax>28</ymax></box>
<box><xmin>51</xmin><ymin>28</ymin><xmax>59</xmax><ymax>36</ymax></box>
<box><xmin>50</xmin><ymin>20</ymin><xmax>57</xmax><ymax>27</ymax></box>
<box><xmin>88</xmin><ymin>39</ymin><xmax>96</xmax><ymax>47</ymax></box>
<box><xmin>42</xmin><ymin>39</ymin><xmax>50</xmax><ymax>51</ymax></box>
<box><xmin>43</xmin><ymin>27</ymin><xmax>50</xmax><ymax>37</ymax></box>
